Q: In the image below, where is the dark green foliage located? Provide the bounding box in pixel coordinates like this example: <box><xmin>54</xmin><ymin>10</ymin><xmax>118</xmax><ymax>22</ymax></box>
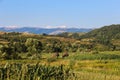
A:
<box><xmin>0</xmin><ymin>45</ymin><xmax>21</xmax><ymax>60</ymax></box>
<box><xmin>12</xmin><ymin>42</ymin><xmax>27</xmax><ymax>53</ymax></box>
<box><xmin>70</xmin><ymin>33</ymin><xmax>80</xmax><ymax>39</ymax></box>
<box><xmin>57</xmin><ymin>32</ymin><xmax>69</xmax><ymax>38</ymax></box>
<box><xmin>42</xmin><ymin>33</ymin><xmax>48</xmax><ymax>36</ymax></box>
<box><xmin>43</xmin><ymin>38</ymin><xmax>63</xmax><ymax>53</ymax></box>
<box><xmin>0</xmin><ymin>45</ymin><xmax>13</xmax><ymax>55</ymax></box>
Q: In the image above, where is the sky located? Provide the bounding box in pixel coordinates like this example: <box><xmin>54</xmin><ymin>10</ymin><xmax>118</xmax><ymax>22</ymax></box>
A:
<box><xmin>0</xmin><ymin>0</ymin><xmax>120</xmax><ymax>28</ymax></box>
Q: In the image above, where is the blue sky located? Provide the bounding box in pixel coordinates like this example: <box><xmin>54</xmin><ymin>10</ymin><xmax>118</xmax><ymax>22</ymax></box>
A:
<box><xmin>0</xmin><ymin>0</ymin><xmax>120</xmax><ymax>28</ymax></box>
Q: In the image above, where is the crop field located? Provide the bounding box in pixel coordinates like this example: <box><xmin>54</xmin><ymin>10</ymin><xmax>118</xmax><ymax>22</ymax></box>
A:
<box><xmin>0</xmin><ymin>51</ymin><xmax>120</xmax><ymax>80</ymax></box>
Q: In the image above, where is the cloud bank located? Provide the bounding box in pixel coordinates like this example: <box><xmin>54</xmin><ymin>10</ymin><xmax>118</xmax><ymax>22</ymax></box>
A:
<box><xmin>45</xmin><ymin>25</ymin><xmax>67</xmax><ymax>29</ymax></box>
<box><xmin>4</xmin><ymin>26</ymin><xmax>20</xmax><ymax>30</ymax></box>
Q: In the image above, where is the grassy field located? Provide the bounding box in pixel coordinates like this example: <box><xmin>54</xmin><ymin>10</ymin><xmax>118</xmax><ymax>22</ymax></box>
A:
<box><xmin>0</xmin><ymin>51</ymin><xmax>120</xmax><ymax>80</ymax></box>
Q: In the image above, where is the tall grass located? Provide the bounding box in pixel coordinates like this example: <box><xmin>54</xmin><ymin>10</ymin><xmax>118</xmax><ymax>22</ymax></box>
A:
<box><xmin>0</xmin><ymin>63</ymin><xmax>75</xmax><ymax>80</ymax></box>
<box><xmin>0</xmin><ymin>51</ymin><xmax>120</xmax><ymax>80</ymax></box>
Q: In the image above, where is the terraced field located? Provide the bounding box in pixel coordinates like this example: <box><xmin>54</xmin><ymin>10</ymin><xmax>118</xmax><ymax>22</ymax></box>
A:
<box><xmin>0</xmin><ymin>51</ymin><xmax>120</xmax><ymax>80</ymax></box>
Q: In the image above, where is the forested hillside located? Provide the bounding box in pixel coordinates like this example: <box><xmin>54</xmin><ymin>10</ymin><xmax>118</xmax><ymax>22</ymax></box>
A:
<box><xmin>80</xmin><ymin>24</ymin><xmax>120</xmax><ymax>39</ymax></box>
<box><xmin>79</xmin><ymin>24</ymin><xmax>120</xmax><ymax>51</ymax></box>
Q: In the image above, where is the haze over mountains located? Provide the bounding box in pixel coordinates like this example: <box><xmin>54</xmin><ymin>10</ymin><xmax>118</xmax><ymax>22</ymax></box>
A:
<box><xmin>0</xmin><ymin>27</ymin><xmax>92</xmax><ymax>35</ymax></box>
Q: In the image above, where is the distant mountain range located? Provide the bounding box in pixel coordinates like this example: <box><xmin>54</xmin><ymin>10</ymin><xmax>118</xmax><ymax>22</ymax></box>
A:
<box><xmin>0</xmin><ymin>27</ymin><xmax>92</xmax><ymax>34</ymax></box>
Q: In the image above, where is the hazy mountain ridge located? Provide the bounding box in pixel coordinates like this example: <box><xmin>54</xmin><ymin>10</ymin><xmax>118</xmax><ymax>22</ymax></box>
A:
<box><xmin>0</xmin><ymin>27</ymin><xmax>92</xmax><ymax>34</ymax></box>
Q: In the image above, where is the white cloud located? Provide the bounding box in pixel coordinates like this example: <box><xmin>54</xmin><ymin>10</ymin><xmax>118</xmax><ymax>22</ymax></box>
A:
<box><xmin>45</xmin><ymin>25</ymin><xmax>67</xmax><ymax>29</ymax></box>
<box><xmin>4</xmin><ymin>25</ymin><xmax>20</xmax><ymax>30</ymax></box>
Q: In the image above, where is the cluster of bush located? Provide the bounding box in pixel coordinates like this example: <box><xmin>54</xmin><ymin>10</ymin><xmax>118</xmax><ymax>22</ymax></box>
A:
<box><xmin>0</xmin><ymin>32</ymin><xmax>119</xmax><ymax>60</ymax></box>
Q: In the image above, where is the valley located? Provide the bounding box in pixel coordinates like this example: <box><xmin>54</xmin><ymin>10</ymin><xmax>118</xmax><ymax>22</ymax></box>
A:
<box><xmin>0</xmin><ymin>24</ymin><xmax>120</xmax><ymax>80</ymax></box>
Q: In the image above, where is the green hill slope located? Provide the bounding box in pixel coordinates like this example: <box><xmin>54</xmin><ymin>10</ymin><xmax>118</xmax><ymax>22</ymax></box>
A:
<box><xmin>80</xmin><ymin>24</ymin><xmax>120</xmax><ymax>39</ymax></box>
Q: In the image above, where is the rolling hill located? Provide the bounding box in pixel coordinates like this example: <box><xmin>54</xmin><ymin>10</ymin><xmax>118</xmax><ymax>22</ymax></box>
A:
<box><xmin>80</xmin><ymin>24</ymin><xmax>120</xmax><ymax>39</ymax></box>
